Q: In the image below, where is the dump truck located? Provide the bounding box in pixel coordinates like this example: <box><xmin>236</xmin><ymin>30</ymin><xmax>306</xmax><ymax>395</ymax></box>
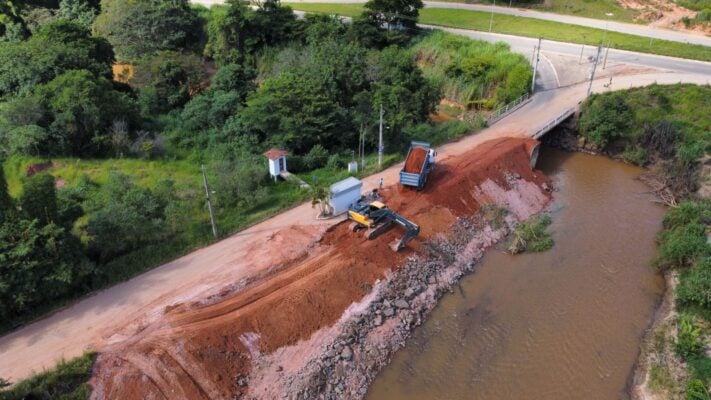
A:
<box><xmin>399</xmin><ymin>141</ymin><xmax>435</xmax><ymax>190</ymax></box>
<box><xmin>347</xmin><ymin>199</ymin><xmax>420</xmax><ymax>251</ymax></box>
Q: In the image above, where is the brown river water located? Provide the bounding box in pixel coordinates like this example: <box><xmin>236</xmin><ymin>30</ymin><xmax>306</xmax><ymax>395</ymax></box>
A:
<box><xmin>367</xmin><ymin>147</ymin><xmax>666</xmax><ymax>400</ymax></box>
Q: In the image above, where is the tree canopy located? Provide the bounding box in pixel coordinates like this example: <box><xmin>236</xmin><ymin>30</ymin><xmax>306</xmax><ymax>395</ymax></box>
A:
<box><xmin>93</xmin><ymin>0</ymin><xmax>202</xmax><ymax>61</ymax></box>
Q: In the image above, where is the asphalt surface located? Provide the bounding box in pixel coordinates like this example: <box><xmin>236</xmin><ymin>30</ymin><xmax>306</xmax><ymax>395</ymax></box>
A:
<box><xmin>280</xmin><ymin>0</ymin><xmax>711</xmax><ymax>47</ymax></box>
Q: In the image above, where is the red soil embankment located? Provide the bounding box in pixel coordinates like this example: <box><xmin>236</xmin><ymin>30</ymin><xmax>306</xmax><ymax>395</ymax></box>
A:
<box><xmin>403</xmin><ymin>147</ymin><xmax>427</xmax><ymax>173</ymax></box>
<box><xmin>90</xmin><ymin>137</ymin><xmax>549</xmax><ymax>400</ymax></box>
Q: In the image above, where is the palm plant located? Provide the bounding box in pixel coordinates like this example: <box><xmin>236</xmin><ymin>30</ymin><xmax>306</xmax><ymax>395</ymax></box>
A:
<box><xmin>310</xmin><ymin>184</ymin><xmax>332</xmax><ymax>218</ymax></box>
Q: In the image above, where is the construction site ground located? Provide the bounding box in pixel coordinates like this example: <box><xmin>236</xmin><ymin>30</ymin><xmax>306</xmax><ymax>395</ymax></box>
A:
<box><xmin>89</xmin><ymin>136</ymin><xmax>549</xmax><ymax>399</ymax></box>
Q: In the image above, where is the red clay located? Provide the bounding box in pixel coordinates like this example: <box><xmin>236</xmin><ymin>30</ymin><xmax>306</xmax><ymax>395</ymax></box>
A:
<box><xmin>403</xmin><ymin>147</ymin><xmax>428</xmax><ymax>173</ymax></box>
<box><xmin>90</xmin><ymin>137</ymin><xmax>549</xmax><ymax>399</ymax></box>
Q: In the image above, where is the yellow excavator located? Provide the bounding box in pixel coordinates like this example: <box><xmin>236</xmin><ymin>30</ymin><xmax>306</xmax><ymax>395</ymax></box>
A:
<box><xmin>347</xmin><ymin>198</ymin><xmax>420</xmax><ymax>251</ymax></box>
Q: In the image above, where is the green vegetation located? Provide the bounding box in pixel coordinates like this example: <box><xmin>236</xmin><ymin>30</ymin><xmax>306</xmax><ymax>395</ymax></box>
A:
<box><xmin>508</xmin><ymin>214</ymin><xmax>554</xmax><ymax>254</ymax></box>
<box><xmin>0</xmin><ymin>0</ymin><xmax>532</xmax><ymax>393</ymax></box>
<box><xmin>409</xmin><ymin>30</ymin><xmax>531</xmax><ymax>108</ymax></box>
<box><xmin>0</xmin><ymin>0</ymin><xmax>531</xmax><ymax>345</ymax></box>
<box><xmin>0</xmin><ymin>352</ymin><xmax>95</xmax><ymax>400</ymax></box>
<box><xmin>677</xmin><ymin>0</ymin><xmax>711</xmax><ymax>12</ymax></box>
<box><xmin>578</xmin><ymin>84</ymin><xmax>711</xmax><ymax>198</ymax></box>
<box><xmin>289</xmin><ymin>3</ymin><xmax>711</xmax><ymax>62</ymax></box>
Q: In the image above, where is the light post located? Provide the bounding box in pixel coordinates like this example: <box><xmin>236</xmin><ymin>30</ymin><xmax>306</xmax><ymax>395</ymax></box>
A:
<box><xmin>602</xmin><ymin>12</ymin><xmax>614</xmax><ymax>45</ymax></box>
<box><xmin>489</xmin><ymin>0</ymin><xmax>495</xmax><ymax>33</ymax></box>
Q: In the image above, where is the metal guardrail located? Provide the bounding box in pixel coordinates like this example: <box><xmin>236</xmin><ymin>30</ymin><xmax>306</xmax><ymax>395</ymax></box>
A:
<box><xmin>532</xmin><ymin>107</ymin><xmax>576</xmax><ymax>139</ymax></box>
<box><xmin>487</xmin><ymin>93</ymin><xmax>531</xmax><ymax>126</ymax></box>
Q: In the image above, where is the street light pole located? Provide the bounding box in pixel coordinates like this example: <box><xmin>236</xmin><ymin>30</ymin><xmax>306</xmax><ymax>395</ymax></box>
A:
<box><xmin>602</xmin><ymin>13</ymin><xmax>614</xmax><ymax>45</ymax></box>
<box><xmin>378</xmin><ymin>103</ymin><xmax>383</xmax><ymax>168</ymax></box>
<box><xmin>489</xmin><ymin>0</ymin><xmax>495</xmax><ymax>33</ymax></box>
<box><xmin>201</xmin><ymin>164</ymin><xmax>218</xmax><ymax>239</ymax></box>
<box><xmin>531</xmin><ymin>37</ymin><xmax>542</xmax><ymax>93</ymax></box>
<box><xmin>587</xmin><ymin>44</ymin><xmax>602</xmax><ymax>97</ymax></box>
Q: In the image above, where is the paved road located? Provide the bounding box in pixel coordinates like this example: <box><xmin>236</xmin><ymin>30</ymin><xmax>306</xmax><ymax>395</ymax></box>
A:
<box><xmin>279</xmin><ymin>0</ymin><xmax>711</xmax><ymax>47</ymax></box>
<box><xmin>435</xmin><ymin>27</ymin><xmax>711</xmax><ymax>77</ymax></box>
<box><xmin>0</xmin><ymin>21</ymin><xmax>709</xmax><ymax>386</ymax></box>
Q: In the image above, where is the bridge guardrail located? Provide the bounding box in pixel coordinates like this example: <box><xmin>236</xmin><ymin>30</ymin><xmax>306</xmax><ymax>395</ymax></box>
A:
<box><xmin>487</xmin><ymin>93</ymin><xmax>531</xmax><ymax>126</ymax></box>
<box><xmin>532</xmin><ymin>107</ymin><xmax>576</xmax><ymax>139</ymax></box>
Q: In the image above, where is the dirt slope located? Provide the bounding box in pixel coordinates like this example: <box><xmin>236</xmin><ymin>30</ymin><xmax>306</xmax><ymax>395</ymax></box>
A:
<box><xmin>90</xmin><ymin>137</ymin><xmax>550</xmax><ymax>399</ymax></box>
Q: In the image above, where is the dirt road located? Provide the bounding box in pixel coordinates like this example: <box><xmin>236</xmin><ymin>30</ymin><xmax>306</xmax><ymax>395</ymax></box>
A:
<box><xmin>0</xmin><ymin>49</ymin><xmax>708</xmax><ymax>386</ymax></box>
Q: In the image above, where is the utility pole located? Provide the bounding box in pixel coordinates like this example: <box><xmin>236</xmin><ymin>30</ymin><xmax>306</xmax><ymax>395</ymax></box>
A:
<box><xmin>489</xmin><ymin>0</ymin><xmax>495</xmax><ymax>33</ymax></box>
<box><xmin>531</xmin><ymin>37</ymin><xmax>542</xmax><ymax>93</ymax></box>
<box><xmin>602</xmin><ymin>44</ymin><xmax>610</xmax><ymax>70</ymax></box>
<box><xmin>360</xmin><ymin>124</ymin><xmax>366</xmax><ymax>172</ymax></box>
<box><xmin>587</xmin><ymin>44</ymin><xmax>602</xmax><ymax>97</ymax></box>
<box><xmin>378</xmin><ymin>103</ymin><xmax>383</xmax><ymax>168</ymax></box>
<box><xmin>578</xmin><ymin>43</ymin><xmax>585</xmax><ymax>64</ymax></box>
<box><xmin>201</xmin><ymin>164</ymin><xmax>218</xmax><ymax>239</ymax></box>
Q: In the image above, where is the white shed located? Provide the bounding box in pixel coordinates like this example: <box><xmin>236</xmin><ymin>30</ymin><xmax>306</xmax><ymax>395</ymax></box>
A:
<box><xmin>329</xmin><ymin>177</ymin><xmax>362</xmax><ymax>215</ymax></box>
<box><xmin>264</xmin><ymin>148</ymin><xmax>289</xmax><ymax>181</ymax></box>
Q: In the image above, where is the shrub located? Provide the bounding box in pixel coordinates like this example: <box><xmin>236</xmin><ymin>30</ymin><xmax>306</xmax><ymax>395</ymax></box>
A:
<box><xmin>508</xmin><ymin>214</ymin><xmax>554</xmax><ymax>254</ymax></box>
<box><xmin>304</xmin><ymin>144</ymin><xmax>329</xmax><ymax>171</ymax></box>
<box><xmin>0</xmin><ymin>352</ymin><xmax>95</xmax><ymax>400</ymax></box>
<box><xmin>622</xmin><ymin>146</ymin><xmax>648</xmax><ymax>166</ymax></box>
<box><xmin>577</xmin><ymin>93</ymin><xmax>633</xmax><ymax>147</ymax></box>
<box><xmin>663</xmin><ymin>201</ymin><xmax>711</xmax><ymax>229</ymax></box>
<box><xmin>678</xmin><ymin>258</ymin><xmax>711</xmax><ymax>310</ymax></box>
<box><xmin>675</xmin><ymin>314</ymin><xmax>704</xmax><ymax>359</ymax></box>
<box><xmin>655</xmin><ymin>222</ymin><xmax>709</xmax><ymax>270</ymax></box>
<box><xmin>20</xmin><ymin>173</ymin><xmax>58</xmax><ymax>226</ymax></box>
<box><xmin>686</xmin><ymin>378</ymin><xmax>710</xmax><ymax>400</ymax></box>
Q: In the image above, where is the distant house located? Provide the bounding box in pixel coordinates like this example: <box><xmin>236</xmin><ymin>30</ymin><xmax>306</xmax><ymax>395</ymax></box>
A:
<box><xmin>264</xmin><ymin>148</ymin><xmax>288</xmax><ymax>181</ymax></box>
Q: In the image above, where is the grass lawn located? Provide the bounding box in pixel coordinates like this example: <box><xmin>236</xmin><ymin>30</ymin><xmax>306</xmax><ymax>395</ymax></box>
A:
<box><xmin>425</xmin><ymin>0</ymin><xmax>637</xmax><ymax>23</ymax></box>
<box><xmin>288</xmin><ymin>3</ymin><xmax>711</xmax><ymax>62</ymax></box>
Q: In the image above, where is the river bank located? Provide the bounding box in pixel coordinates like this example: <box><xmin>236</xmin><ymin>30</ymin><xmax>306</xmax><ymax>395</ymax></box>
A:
<box><xmin>367</xmin><ymin>145</ymin><xmax>666</xmax><ymax>399</ymax></box>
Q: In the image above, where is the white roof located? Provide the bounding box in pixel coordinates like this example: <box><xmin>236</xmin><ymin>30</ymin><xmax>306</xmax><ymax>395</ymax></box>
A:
<box><xmin>330</xmin><ymin>177</ymin><xmax>362</xmax><ymax>195</ymax></box>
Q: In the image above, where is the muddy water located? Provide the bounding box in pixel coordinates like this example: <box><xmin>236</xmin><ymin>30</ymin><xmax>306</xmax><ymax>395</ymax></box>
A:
<box><xmin>367</xmin><ymin>148</ymin><xmax>666</xmax><ymax>400</ymax></box>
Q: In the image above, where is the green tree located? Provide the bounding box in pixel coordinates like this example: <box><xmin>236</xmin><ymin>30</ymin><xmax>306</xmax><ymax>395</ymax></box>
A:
<box><xmin>0</xmin><ymin>163</ymin><xmax>14</xmax><ymax>222</ymax></box>
<box><xmin>203</xmin><ymin>0</ymin><xmax>298</xmax><ymax>65</ymax></box>
<box><xmin>369</xmin><ymin>46</ymin><xmax>439</xmax><ymax>148</ymax></box>
<box><xmin>86</xmin><ymin>173</ymin><xmax>173</xmax><ymax>262</ymax></box>
<box><xmin>0</xmin><ymin>20</ymin><xmax>113</xmax><ymax>97</ymax></box>
<box><xmin>240</xmin><ymin>70</ymin><xmax>349</xmax><ymax>153</ymax></box>
<box><xmin>578</xmin><ymin>93</ymin><xmax>633</xmax><ymax>147</ymax></box>
<box><xmin>362</xmin><ymin>0</ymin><xmax>423</xmax><ymax>31</ymax></box>
<box><xmin>35</xmin><ymin>69</ymin><xmax>138</xmax><ymax>156</ymax></box>
<box><xmin>210</xmin><ymin>63</ymin><xmax>255</xmax><ymax>97</ymax></box>
<box><xmin>20</xmin><ymin>173</ymin><xmax>58</xmax><ymax>226</ymax></box>
<box><xmin>93</xmin><ymin>0</ymin><xmax>201</xmax><ymax>61</ymax></box>
<box><xmin>0</xmin><ymin>217</ymin><xmax>92</xmax><ymax>320</ymax></box>
<box><xmin>57</xmin><ymin>0</ymin><xmax>97</xmax><ymax>28</ymax></box>
<box><xmin>133</xmin><ymin>51</ymin><xmax>206</xmax><ymax>115</ymax></box>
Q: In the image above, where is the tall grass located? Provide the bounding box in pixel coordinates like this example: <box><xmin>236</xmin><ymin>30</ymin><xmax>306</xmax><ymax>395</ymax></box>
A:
<box><xmin>410</xmin><ymin>31</ymin><xmax>532</xmax><ymax>109</ymax></box>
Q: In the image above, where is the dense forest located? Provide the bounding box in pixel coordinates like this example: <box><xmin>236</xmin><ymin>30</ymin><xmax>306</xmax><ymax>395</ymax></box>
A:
<box><xmin>0</xmin><ymin>0</ymin><xmax>532</xmax><ymax>341</ymax></box>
